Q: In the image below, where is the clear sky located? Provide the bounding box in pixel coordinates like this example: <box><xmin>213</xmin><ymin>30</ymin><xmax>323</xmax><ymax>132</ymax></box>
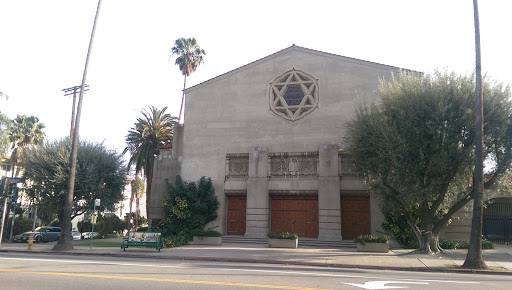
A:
<box><xmin>1</xmin><ymin>0</ymin><xmax>511</xmax><ymax>155</ymax></box>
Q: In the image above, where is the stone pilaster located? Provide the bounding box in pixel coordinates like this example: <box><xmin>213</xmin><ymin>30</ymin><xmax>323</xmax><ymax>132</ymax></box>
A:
<box><xmin>318</xmin><ymin>144</ymin><xmax>342</xmax><ymax>241</ymax></box>
<box><xmin>245</xmin><ymin>146</ymin><xmax>269</xmax><ymax>238</ymax></box>
<box><xmin>149</xmin><ymin>147</ymin><xmax>181</xmax><ymax>228</ymax></box>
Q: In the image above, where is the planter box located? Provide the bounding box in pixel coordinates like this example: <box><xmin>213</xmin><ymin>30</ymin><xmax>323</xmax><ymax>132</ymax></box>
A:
<box><xmin>193</xmin><ymin>236</ymin><xmax>222</xmax><ymax>245</ymax></box>
<box><xmin>268</xmin><ymin>238</ymin><xmax>298</xmax><ymax>248</ymax></box>
<box><xmin>356</xmin><ymin>242</ymin><xmax>389</xmax><ymax>253</ymax></box>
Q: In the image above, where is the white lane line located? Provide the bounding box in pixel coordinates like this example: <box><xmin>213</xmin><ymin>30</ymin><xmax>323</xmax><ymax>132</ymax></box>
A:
<box><xmin>0</xmin><ymin>256</ymin><xmax>479</xmax><ymax>284</ymax></box>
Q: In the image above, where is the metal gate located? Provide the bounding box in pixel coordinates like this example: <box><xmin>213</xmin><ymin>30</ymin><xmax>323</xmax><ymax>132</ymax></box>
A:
<box><xmin>483</xmin><ymin>198</ymin><xmax>512</xmax><ymax>244</ymax></box>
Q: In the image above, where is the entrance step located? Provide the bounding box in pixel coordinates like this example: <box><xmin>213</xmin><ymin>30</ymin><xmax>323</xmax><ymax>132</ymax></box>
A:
<box><xmin>222</xmin><ymin>236</ymin><xmax>356</xmax><ymax>249</ymax></box>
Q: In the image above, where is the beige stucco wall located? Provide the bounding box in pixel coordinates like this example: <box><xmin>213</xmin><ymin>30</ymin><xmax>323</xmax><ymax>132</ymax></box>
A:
<box><xmin>167</xmin><ymin>46</ymin><xmax>402</xmax><ymax>237</ymax></box>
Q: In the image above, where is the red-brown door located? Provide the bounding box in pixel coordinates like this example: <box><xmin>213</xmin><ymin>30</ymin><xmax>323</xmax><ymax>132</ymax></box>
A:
<box><xmin>271</xmin><ymin>196</ymin><xmax>318</xmax><ymax>238</ymax></box>
<box><xmin>227</xmin><ymin>196</ymin><xmax>246</xmax><ymax>235</ymax></box>
<box><xmin>341</xmin><ymin>196</ymin><xmax>370</xmax><ymax>239</ymax></box>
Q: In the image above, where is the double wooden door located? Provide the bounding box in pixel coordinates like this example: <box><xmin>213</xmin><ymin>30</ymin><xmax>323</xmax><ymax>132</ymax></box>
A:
<box><xmin>270</xmin><ymin>196</ymin><xmax>319</xmax><ymax>238</ymax></box>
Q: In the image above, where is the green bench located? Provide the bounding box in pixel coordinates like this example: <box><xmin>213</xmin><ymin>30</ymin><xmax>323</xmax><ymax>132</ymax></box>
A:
<box><xmin>121</xmin><ymin>232</ymin><xmax>163</xmax><ymax>252</ymax></box>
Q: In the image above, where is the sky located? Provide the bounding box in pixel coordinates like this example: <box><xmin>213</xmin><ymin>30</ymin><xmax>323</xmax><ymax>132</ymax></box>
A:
<box><xmin>1</xmin><ymin>0</ymin><xmax>511</xmax><ymax>157</ymax></box>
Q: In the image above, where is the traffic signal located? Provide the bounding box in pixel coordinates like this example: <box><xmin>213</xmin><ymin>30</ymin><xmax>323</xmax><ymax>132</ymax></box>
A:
<box><xmin>8</xmin><ymin>182</ymin><xmax>18</xmax><ymax>197</ymax></box>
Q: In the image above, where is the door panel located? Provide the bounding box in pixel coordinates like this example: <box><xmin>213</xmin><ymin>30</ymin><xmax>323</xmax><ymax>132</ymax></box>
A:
<box><xmin>341</xmin><ymin>196</ymin><xmax>370</xmax><ymax>240</ymax></box>
<box><xmin>271</xmin><ymin>196</ymin><xmax>318</xmax><ymax>238</ymax></box>
<box><xmin>227</xmin><ymin>196</ymin><xmax>246</xmax><ymax>235</ymax></box>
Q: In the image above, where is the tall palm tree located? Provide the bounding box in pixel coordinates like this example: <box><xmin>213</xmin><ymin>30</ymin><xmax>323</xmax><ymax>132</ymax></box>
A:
<box><xmin>128</xmin><ymin>174</ymin><xmax>144</xmax><ymax>231</ymax></box>
<box><xmin>463</xmin><ymin>0</ymin><xmax>488</xmax><ymax>270</ymax></box>
<box><xmin>8</xmin><ymin>115</ymin><xmax>45</xmax><ymax>177</ymax></box>
<box><xmin>171</xmin><ymin>37</ymin><xmax>206</xmax><ymax>123</ymax></box>
<box><xmin>123</xmin><ymin>106</ymin><xmax>176</xmax><ymax>228</ymax></box>
<box><xmin>134</xmin><ymin>177</ymin><xmax>145</xmax><ymax>229</ymax></box>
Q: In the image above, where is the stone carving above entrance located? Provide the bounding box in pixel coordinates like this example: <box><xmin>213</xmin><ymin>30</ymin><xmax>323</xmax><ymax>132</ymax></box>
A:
<box><xmin>225</xmin><ymin>153</ymin><xmax>249</xmax><ymax>179</ymax></box>
<box><xmin>269</xmin><ymin>69</ymin><xmax>319</xmax><ymax>122</ymax></box>
<box><xmin>268</xmin><ymin>152</ymin><xmax>318</xmax><ymax>178</ymax></box>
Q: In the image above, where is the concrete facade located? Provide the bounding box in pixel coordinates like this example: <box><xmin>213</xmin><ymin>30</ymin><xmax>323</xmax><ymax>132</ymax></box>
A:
<box><xmin>151</xmin><ymin>45</ymin><xmax>404</xmax><ymax>240</ymax></box>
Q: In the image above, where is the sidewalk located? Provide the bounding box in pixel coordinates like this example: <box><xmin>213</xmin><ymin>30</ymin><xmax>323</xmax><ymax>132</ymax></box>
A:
<box><xmin>1</xmin><ymin>238</ymin><xmax>511</xmax><ymax>275</ymax></box>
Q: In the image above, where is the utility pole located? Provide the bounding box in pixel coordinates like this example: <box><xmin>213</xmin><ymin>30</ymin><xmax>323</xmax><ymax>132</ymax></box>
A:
<box><xmin>0</xmin><ymin>178</ymin><xmax>7</xmax><ymax>247</ymax></box>
<box><xmin>63</xmin><ymin>85</ymin><xmax>89</xmax><ymax>140</ymax></box>
<box><xmin>53</xmin><ymin>0</ymin><xmax>102</xmax><ymax>251</ymax></box>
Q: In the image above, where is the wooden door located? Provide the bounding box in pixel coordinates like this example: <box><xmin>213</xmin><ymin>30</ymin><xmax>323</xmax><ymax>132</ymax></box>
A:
<box><xmin>341</xmin><ymin>196</ymin><xmax>370</xmax><ymax>239</ymax></box>
<box><xmin>226</xmin><ymin>196</ymin><xmax>246</xmax><ymax>235</ymax></box>
<box><xmin>271</xmin><ymin>196</ymin><xmax>318</xmax><ymax>238</ymax></box>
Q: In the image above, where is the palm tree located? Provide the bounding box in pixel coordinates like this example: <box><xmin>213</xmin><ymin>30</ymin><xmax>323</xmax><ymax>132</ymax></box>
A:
<box><xmin>463</xmin><ymin>0</ymin><xmax>488</xmax><ymax>270</ymax></box>
<box><xmin>123</xmin><ymin>106</ymin><xmax>176</xmax><ymax>228</ymax></box>
<box><xmin>128</xmin><ymin>174</ymin><xmax>144</xmax><ymax>231</ymax></box>
<box><xmin>170</xmin><ymin>37</ymin><xmax>206</xmax><ymax>123</ymax></box>
<box><xmin>8</xmin><ymin>115</ymin><xmax>45</xmax><ymax>177</ymax></box>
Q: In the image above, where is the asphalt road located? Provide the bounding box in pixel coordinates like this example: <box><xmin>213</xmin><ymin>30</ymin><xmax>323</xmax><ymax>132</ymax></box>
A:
<box><xmin>0</xmin><ymin>252</ymin><xmax>511</xmax><ymax>289</ymax></box>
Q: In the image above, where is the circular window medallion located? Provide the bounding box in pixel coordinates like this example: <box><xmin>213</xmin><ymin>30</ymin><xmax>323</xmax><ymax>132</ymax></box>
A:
<box><xmin>269</xmin><ymin>69</ymin><xmax>319</xmax><ymax>122</ymax></box>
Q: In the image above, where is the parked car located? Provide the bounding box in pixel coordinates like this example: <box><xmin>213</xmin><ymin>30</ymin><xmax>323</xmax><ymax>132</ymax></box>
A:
<box><xmin>72</xmin><ymin>232</ymin><xmax>81</xmax><ymax>240</ymax></box>
<box><xmin>81</xmin><ymin>232</ymin><xmax>98</xmax><ymax>239</ymax></box>
<box><xmin>13</xmin><ymin>226</ymin><xmax>61</xmax><ymax>243</ymax></box>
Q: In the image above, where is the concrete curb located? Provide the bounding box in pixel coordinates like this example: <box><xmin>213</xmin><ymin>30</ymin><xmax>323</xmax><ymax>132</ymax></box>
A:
<box><xmin>1</xmin><ymin>248</ymin><xmax>511</xmax><ymax>276</ymax></box>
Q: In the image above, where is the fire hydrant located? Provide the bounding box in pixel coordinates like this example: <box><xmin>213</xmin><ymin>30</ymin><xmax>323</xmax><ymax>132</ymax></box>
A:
<box><xmin>27</xmin><ymin>237</ymin><xmax>35</xmax><ymax>250</ymax></box>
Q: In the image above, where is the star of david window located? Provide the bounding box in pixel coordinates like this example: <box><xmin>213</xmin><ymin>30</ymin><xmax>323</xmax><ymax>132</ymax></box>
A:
<box><xmin>269</xmin><ymin>69</ymin><xmax>319</xmax><ymax>122</ymax></box>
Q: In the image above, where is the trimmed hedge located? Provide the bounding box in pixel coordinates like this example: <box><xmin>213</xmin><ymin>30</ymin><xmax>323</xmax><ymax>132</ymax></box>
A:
<box><xmin>267</xmin><ymin>232</ymin><xmax>298</xmax><ymax>239</ymax></box>
<box><xmin>354</xmin><ymin>234</ymin><xmax>390</xmax><ymax>245</ymax></box>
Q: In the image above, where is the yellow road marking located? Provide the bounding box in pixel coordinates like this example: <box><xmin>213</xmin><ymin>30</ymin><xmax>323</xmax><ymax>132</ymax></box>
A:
<box><xmin>0</xmin><ymin>269</ymin><xmax>328</xmax><ymax>289</ymax></box>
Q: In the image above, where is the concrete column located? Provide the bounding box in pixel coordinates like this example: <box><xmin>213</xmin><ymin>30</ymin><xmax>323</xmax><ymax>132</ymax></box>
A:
<box><xmin>149</xmin><ymin>149</ymin><xmax>181</xmax><ymax>228</ymax></box>
<box><xmin>245</xmin><ymin>146</ymin><xmax>269</xmax><ymax>238</ymax></box>
<box><xmin>318</xmin><ymin>144</ymin><xmax>342</xmax><ymax>241</ymax></box>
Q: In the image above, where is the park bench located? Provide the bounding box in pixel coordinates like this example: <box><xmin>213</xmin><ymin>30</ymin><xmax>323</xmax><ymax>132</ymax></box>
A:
<box><xmin>121</xmin><ymin>232</ymin><xmax>163</xmax><ymax>252</ymax></box>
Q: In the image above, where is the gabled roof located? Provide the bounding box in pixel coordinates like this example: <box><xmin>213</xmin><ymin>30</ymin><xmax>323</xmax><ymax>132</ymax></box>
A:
<box><xmin>184</xmin><ymin>45</ymin><xmax>408</xmax><ymax>93</ymax></box>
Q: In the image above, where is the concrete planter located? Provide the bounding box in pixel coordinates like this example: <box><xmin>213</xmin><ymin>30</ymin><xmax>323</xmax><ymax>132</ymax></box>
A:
<box><xmin>193</xmin><ymin>236</ymin><xmax>222</xmax><ymax>245</ymax></box>
<box><xmin>268</xmin><ymin>238</ymin><xmax>298</xmax><ymax>248</ymax></box>
<box><xmin>356</xmin><ymin>242</ymin><xmax>389</xmax><ymax>253</ymax></box>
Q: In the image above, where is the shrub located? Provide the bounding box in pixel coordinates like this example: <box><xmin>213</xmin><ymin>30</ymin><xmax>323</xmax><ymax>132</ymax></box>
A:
<box><xmin>267</xmin><ymin>232</ymin><xmax>298</xmax><ymax>239</ymax></box>
<box><xmin>161</xmin><ymin>232</ymin><xmax>191</xmax><ymax>248</ymax></box>
<box><xmin>482</xmin><ymin>239</ymin><xmax>494</xmax><ymax>249</ymax></box>
<box><xmin>354</xmin><ymin>234</ymin><xmax>390</xmax><ymax>245</ymax></box>
<box><xmin>95</xmin><ymin>215</ymin><xmax>124</xmax><ymax>237</ymax></box>
<box><xmin>136</xmin><ymin>226</ymin><xmax>148</xmax><ymax>232</ymax></box>
<box><xmin>439</xmin><ymin>239</ymin><xmax>459</xmax><ymax>249</ymax></box>
<box><xmin>4</xmin><ymin>216</ymin><xmax>33</xmax><ymax>239</ymax></box>
<box><xmin>458</xmin><ymin>241</ymin><xmax>469</xmax><ymax>249</ymax></box>
<box><xmin>381</xmin><ymin>206</ymin><xmax>418</xmax><ymax>249</ymax></box>
<box><xmin>193</xmin><ymin>229</ymin><xmax>222</xmax><ymax>237</ymax></box>
<box><xmin>440</xmin><ymin>239</ymin><xmax>494</xmax><ymax>250</ymax></box>
<box><xmin>159</xmin><ymin>176</ymin><xmax>219</xmax><ymax>245</ymax></box>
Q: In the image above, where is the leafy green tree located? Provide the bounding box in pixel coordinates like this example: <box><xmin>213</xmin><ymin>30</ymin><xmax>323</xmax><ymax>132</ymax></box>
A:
<box><xmin>123</xmin><ymin>106</ymin><xmax>177</xmax><ymax>228</ymax></box>
<box><xmin>345</xmin><ymin>70</ymin><xmax>512</xmax><ymax>254</ymax></box>
<box><xmin>0</xmin><ymin>112</ymin><xmax>9</xmax><ymax>154</ymax></box>
<box><xmin>170</xmin><ymin>37</ymin><xmax>206</xmax><ymax>122</ymax></box>
<box><xmin>3</xmin><ymin>216</ymin><xmax>33</xmax><ymax>239</ymax></box>
<box><xmin>22</xmin><ymin>138</ymin><xmax>126</xmax><ymax>224</ymax></box>
<box><xmin>95</xmin><ymin>214</ymin><xmax>125</xmax><ymax>237</ymax></box>
<box><xmin>159</xmin><ymin>175</ymin><xmax>219</xmax><ymax>240</ymax></box>
<box><xmin>0</xmin><ymin>89</ymin><xmax>9</xmax><ymax>154</ymax></box>
<box><xmin>8</xmin><ymin>115</ymin><xmax>45</xmax><ymax>177</ymax></box>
